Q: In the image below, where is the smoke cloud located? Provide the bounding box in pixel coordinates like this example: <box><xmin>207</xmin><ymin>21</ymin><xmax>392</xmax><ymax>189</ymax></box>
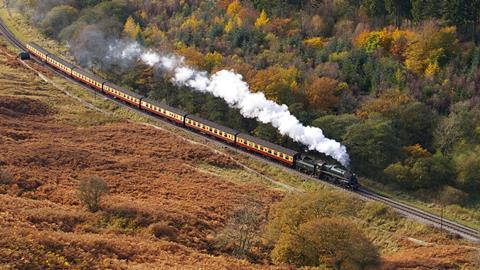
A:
<box><xmin>107</xmin><ymin>41</ymin><xmax>350</xmax><ymax>166</ymax></box>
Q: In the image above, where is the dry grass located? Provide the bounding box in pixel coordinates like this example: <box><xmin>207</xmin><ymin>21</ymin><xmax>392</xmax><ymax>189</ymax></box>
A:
<box><xmin>0</xmin><ymin>30</ymin><xmax>477</xmax><ymax>269</ymax></box>
<box><xmin>0</xmin><ymin>38</ymin><xmax>286</xmax><ymax>268</ymax></box>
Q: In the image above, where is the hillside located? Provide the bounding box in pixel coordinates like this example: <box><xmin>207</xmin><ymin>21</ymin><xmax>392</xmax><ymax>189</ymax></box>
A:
<box><xmin>0</xmin><ymin>33</ymin><xmax>479</xmax><ymax>269</ymax></box>
<box><xmin>0</xmin><ymin>40</ymin><xmax>285</xmax><ymax>269</ymax></box>
<box><xmin>3</xmin><ymin>0</ymin><xmax>480</xmax><ymax>230</ymax></box>
<box><xmin>2</xmin><ymin>0</ymin><xmax>480</xmax><ymax>267</ymax></box>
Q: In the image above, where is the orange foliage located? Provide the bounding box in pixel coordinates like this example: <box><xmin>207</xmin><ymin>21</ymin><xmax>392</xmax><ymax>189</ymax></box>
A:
<box><xmin>304</xmin><ymin>76</ymin><xmax>340</xmax><ymax>111</ymax></box>
<box><xmin>176</xmin><ymin>46</ymin><xmax>204</xmax><ymax>68</ymax></box>
<box><xmin>402</xmin><ymin>144</ymin><xmax>431</xmax><ymax>158</ymax></box>
<box><xmin>357</xmin><ymin>90</ymin><xmax>414</xmax><ymax>118</ymax></box>
<box><xmin>269</xmin><ymin>18</ymin><xmax>293</xmax><ymax>36</ymax></box>
<box><xmin>249</xmin><ymin>65</ymin><xmax>298</xmax><ymax>101</ymax></box>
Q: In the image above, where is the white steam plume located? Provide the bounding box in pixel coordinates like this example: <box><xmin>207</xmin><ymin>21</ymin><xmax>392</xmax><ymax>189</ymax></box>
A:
<box><xmin>108</xmin><ymin>42</ymin><xmax>350</xmax><ymax>166</ymax></box>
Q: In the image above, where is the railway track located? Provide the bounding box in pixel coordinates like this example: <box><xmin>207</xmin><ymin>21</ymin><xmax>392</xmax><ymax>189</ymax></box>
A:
<box><xmin>0</xmin><ymin>15</ymin><xmax>478</xmax><ymax>242</ymax></box>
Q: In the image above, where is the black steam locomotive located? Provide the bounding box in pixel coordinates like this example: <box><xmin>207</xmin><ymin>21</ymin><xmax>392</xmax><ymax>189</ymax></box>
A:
<box><xmin>295</xmin><ymin>154</ymin><xmax>359</xmax><ymax>190</ymax></box>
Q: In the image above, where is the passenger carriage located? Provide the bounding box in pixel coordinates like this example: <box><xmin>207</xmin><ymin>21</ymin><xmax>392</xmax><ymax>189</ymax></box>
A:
<box><xmin>46</xmin><ymin>54</ymin><xmax>76</xmax><ymax>76</ymax></box>
<box><xmin>236</xmin><ymin>133</ymin><xmax>299</xmax><ymax>166</ymax></box>
<box><xmin>185</xmin><ymin>114</ymin><xmax>239</xmax><ymax>143</ymax></box>
<box><xmin>26</xmin><ymin>43</ymin><xmax>49</xmax><ymax>61</ymax></box>
<box><xmin>103</xmin><ymin>82</ymin><xmax>142</xmax><ymax>107</ymax></box>
<box><xmin>141</xmin><ymin>97</ymin><xmax>187</xmax><ymax>124</ymax></box>
<box><xmin>71</xmin><ymin>68</ymin><xmax>106</xmax><ymax>91</ymax></box>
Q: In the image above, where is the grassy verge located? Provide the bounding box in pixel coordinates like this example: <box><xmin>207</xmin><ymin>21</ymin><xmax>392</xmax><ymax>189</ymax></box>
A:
<box><xmin>362</xmin><ymin>178</ymin><xmax>480</xmax><ymax>230</ymax></box>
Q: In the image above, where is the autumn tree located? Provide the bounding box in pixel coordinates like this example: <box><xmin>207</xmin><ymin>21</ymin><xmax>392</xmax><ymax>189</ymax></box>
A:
<box><xmin>304</xmin><ymin>76</ymin><xmax>340</xmax><ymax>111</ymax></box>
<box><xmin>303</xmin><ymin>37</ymin><xmax>326</xmax><ymax>49</ymax></box>
<box><xmin>255</xmin><ymin>10</ymin><xmax>269</xmax><ymax>28</ymax></box>
<box><xmin>176</xmin><ymin>46</ymin><xmax>204</xmax><ymax>69</ymax></box>
<box><xmin>404</xmin><ymin>24</ymin><xmax>458</xmax><ymax>76</ymax></box>
<box><xmin>77</xmin><ymin>176</ymin><xmax>109</xmax><ymax>213</ymax></box>
<box><xmin>123</xmin><ymin>15</ymin><xmax>141</xmax><ymax>40</ymax></box>
<box><xmin>143</xmin><ymin>24</ymin><xmax>167</xmax><ymax>46</ymax></box>
<box><xmin>357</xmin><ymin>90</ymin><xmax>413</xmax><ymax>118</ymax></box>
<box><xmin>266</xmin><ymin>189</ymin><xmax>362</xmax><ymax>240</ymax></box>
<box><xmin>226</xmin><ymin>0</ymin><xmax>242</xmax><ymax>17</ymax></box>
<box><xmin>203</xmin><ymin>51</ymin><xmax>224</xmax><ymax>73</ymax></box>
<box><xmin>271</xmin><ymin>218</ymin><xmax>379</xmax><ymax>269</ymax></box>
<box><xmin>250</xmin><ymin>65</ymin><xmax>298</xmax><ymax>102</ymax></box>
<box><xmin>216</xmin><ymin>202</ymin><xmax>263</xmax><ymax>258</ymax></box>
<box><xmin>266</xmin><ymin>190</ymin><xmax>378</xmax><ymax>269</ymax></box>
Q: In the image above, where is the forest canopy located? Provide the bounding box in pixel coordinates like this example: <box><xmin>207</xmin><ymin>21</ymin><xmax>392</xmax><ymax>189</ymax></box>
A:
<box><xmin>9</xmin><ymin>0</ymin><xmax>480</xmax><ymax>198</ymax></box>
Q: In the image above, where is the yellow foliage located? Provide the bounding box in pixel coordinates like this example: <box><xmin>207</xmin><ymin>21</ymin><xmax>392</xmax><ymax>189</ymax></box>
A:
<box><xmin>181</xmin><ymin>15</ymin><xmax>200</xmax><ymax>30</ymax></box>
<box><xmin>227</xmin><ymin>0</ymin><xmax>241</xmax><ymax>17</ymax></box>
<box><xmin>355</xmin><ymin>28</ymin><xmax>413</xmax><ymax>56</ymax></box>
<box><xmin>403</xmin><ymin>144</ymin><xmax>431</xmax><ymax>158</ymax></box>
<box><xmin>123</xmin><ymin>16</ymin><xmax>141</xmax><ymax>39</ymax></box>
<box><xmin>329</xmin><ymin>51</ymin><xmax>349</xmax><ymax>62</ymax></box>
<box><xmin>405</xmin><ymin>25</ymin><xmax>458</xmax><ymax>75</ymax></box>
<box><xmin>355</xmin><ymin>26</ymin><xmax>457</xmax><ymax>76</ymax></box>
<box><xmin>303</xmin><ymin>37</ymin><xmax>326</xmax><ymax>49</ymax></box>
<box><xmin>378</xmin><ymin>29</ymin><xmax>394</xmax><ymax>49</ymax></box>
<box><xmin>250</xmin><ymin>65</ymin><xmax>299</xmax><ymax>101</ymax></box>
<box><xmin>224</xmin><ymin>20</ymin><xmax>234</xmax><ymax>33</ymax></box>
<box><xmin>138</xmin><ymin>10</ymin><xmax>148</xmax><ymax>20</ymax></box>
<box><xmin>204</xmin><ymin>51</ymin><xmax>224</xmax><ymax>72</ymax></box>
<box><xmin>354</xmin><ymin>31</ymin><xmax>370</xmax><ymax>48</ymax></box>
<box><xmin>255</xmin><ymin>10</ymin><xmax>270</xmax><ymax>28</ymax></box>
<box><xmin>424</xmin><ymin>62</ymin><xmax>439</xmax><ymax>78</ymax></box>
<box><xmin>174</xmin><ymin>41</ymin><xmax>186</xmax><ymax>50</ymax></box>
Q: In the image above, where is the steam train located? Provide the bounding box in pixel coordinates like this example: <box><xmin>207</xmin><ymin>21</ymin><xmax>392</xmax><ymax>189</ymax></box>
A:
<box><xmin>25</xmin><ymin>42</ymin><xmax>359</xmax><ymax>190</ymax></box>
